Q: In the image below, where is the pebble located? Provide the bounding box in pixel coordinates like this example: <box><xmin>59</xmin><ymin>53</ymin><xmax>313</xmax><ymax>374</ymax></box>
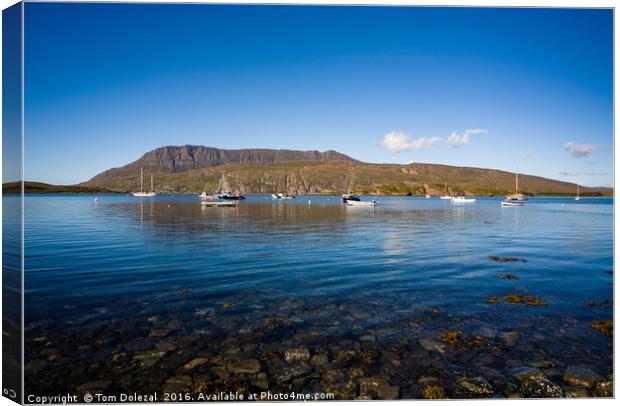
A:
<box><xmin>419</xmin><ymin>338</ymin><xmax>446</xmax><ymax>353</ymax></box>
<box><xmin>519</xmin><ymin>376</ymin><xmax>563</xmax><ymax>398</ymax></box>
<box><xmin>563</xmin><ymin>366</ymin><xmax>602</xmax><ymax>388</ymax></box>
<box><xmin>510</xmin><ymin>367</ymin><xmax>546</xmax><ymax>382</ymax></box>
<box><xmin>284</xmin><ymin>348</ymin><xmax>311</xmax><ymax>363</ymax></box>
<box><xmin>225</xmin><ymin>358</ymin><xmax>261</xmax><ymax>374</ymax></box>
<box><xmin>593</xmin><ymin>380</ymin><xmax>613</xmax><ymax>397</ymax></box>
<box><xmin>183</xmin><ymin>357</ymin><xmax>209</xmax><ymax>370</ymax></box>
<box><xmin>454</xmin><ymin>377</ymin><xmax>494</xmax><ymax>396</ymax></box>
<box><xmin>276</xmin><ymin>366</ymin><xmax>312</xmax><ymax>384</ymax></box>
<box><xmin>563</xmin><ymin>386</ymin><xmax>591</xmax><ymax>397</ymax></box>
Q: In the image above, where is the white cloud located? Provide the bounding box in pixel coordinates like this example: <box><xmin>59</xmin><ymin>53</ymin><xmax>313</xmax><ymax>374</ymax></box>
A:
<box><xmin>446</xmin><ymin>128</ymin><xmax>487</xmax><ymax>148</ymax></box>
<box><xmin>564</xmin><ymin>142</ymin><xmax>598</xmax><ymax>158</ymax></box>
<box><xmin>380</xmin><ymin>131</ymin><xmax>443</xmax><ymax>153</ymax></box>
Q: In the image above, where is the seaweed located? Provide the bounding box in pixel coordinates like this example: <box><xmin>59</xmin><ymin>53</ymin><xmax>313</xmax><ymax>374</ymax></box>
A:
<box><xmin>422</xmin><ymin>385</ymin><xmax>446</xmax><ymax>399</ymax></box>
<box><xmin>438</xmin><ymin>331</ymin><xmax>484</xmax><ymax>349</ymax></box>
<box><xmin>501</xmin><ymin>293</ymin><xmax>547</xmax><ymax>307</ymax></box>
<box><xmin>488</xmin><ymin>256</ymin><xmax>527</xmax><ymax>263</ymax></box>
<box><xmin>486</xmin><ymin>296</ymin><xmax>500</xmax><ymax>304</ymax></box>
<box><xmin>495</xmin><ymin>274</ymin><xmax>520</xmax><ymax>280</ymax></box>
<box><xmin>591</xmin><ymin>320</ymin><xmax>613</xmax><ymax>337</ymax></box>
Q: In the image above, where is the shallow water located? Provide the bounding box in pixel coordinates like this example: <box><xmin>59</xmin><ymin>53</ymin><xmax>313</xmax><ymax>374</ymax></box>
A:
<box><xmin>18</xmin><ymin>194</ymin><xmax>613</xmax><ymax>399</ymax></box>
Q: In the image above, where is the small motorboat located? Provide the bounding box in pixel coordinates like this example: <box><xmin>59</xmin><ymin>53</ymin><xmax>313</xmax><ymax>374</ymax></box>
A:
<box><xmin>451</xmin><ymin>196</ymin><xmax>476</xmax><ymax>203</ymax></box>
<box><xmin>342</xmin><ymin>193</ymin><xmax>361</xmax><ymax>203</ymax></box>
<box><xmin>201</xmin><ymin>200</ymin><xmax>239</xmax><ymax>207</ymax></box>
<box><xmin>501</xmin><ymin>201</ymin><xmax>524</xmax><ymax>207</ymax></box>
<box><xmin>218</xmin><ymin>192</ymin><xmax>246</xmax><ymax>200</ymax></box>
<box><xmin>346</xmin><ymin>199</ymin><xmax>378</xmax><ymax>207</ymax></box>
<box><xmin>425</xmin><ymin>194</ymin><xmax>431</xmax><ymax>199</ymax></box>
<box><xmin>440</xmin><ymin>196</ymin><xmax>453</xmax><ymax>200</ymax></box>
<box><xmin>272</xmin><ymin>193</ymin><xmax>295</xmax><ymax>199</ymax></box>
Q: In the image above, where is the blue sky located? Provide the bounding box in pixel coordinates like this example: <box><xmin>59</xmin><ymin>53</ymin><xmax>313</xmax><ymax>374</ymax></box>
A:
<box><xmin>24</xmin><ymin>3</ymin><xmax>613</xmax><ymax>187</ymax></box>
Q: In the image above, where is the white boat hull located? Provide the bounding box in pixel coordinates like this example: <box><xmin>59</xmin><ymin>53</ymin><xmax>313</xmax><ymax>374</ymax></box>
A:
<box><xmin>501</xmin><ymin>201</ymin><xmax>524</xmax><ymax>207</ymax></box>
<box><xmin>132</xmin><ymin>192</ymin><xmax>156</xmax><ymax>197</ymax></box>
<box><xmin>451</xmin><ymin>197</ymin><xmax>476</xmax><ymax>203</ymax></box>
<box><xmin>201</xmin><ymin>201</ymin><xmax>238</xmax><ymax>207</ymax></box>
<box><xmin>440</xmin><ymin>196</ymin><xmax>452</xmax><ymax>200</ymax></box>
<box><xmin>346</xmin><ymin>200</ymin><xmax>378</xmax><ymax>206</ymax></box>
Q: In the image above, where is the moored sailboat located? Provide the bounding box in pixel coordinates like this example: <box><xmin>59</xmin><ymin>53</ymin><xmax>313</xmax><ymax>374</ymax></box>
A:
<box><xmin>440</xmin><ymin>182</ymin><xmax>452</xmax><ymax>200</ymax></box>
<box><xmin>132</xmin><ymin>168</ymin><xmax>157</xmax><ymax>197</ymax></box>
<box><xmin>505</xmin><ymin>173</ymin><xmax>528</xmax><ymax>201</ymax></box>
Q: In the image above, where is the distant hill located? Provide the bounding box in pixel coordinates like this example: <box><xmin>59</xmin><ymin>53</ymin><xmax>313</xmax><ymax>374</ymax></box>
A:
<box><xmin>80</xmin><ymin>146</ymin><xmax>613</xmax><ymax>197</ymax></box>
<box><xmin>2</xmin><ymin>181</ymin><xmax>120</xmax><ymax>194</ymax></box>
<box><xmin>88</xmin><ymin>145</ymin><xmax>356</xmax><ymax>183</ymax></box>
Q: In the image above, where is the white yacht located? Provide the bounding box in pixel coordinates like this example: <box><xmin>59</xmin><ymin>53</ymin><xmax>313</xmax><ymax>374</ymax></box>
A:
<box><xmin>132</xmin><ymin>168</ymin><xmax>157</xmax><ymax>197</ymax></box>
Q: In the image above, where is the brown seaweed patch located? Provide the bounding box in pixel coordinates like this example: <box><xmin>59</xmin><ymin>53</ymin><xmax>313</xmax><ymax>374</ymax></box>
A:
<box><xmin>486</xmin><ymin>296</ymin><xmax>500</xmax><ymax>304</ymax></box>
<box><xmin>591</xmin><ymin>320</ymin><xmax>613</xmax><ymax>337</ymax></box>
<box><xmin>437</xmin><ymin>331</ymin><xmax>484</xmax><ymax>349</ymax></box>
<box><xmin>422</xmin><ymin>385</ymin><xmax>446</xmax><ymax>399</ymax></box>
<box><xmin>495</xmin><ymin>273</ymin><xmax>520</xmax><ymax>280</ymax></box>
<box><xmin>489</xmin><ymin>256</ymin><xmax>527</xmax><ymax>263</ymax></box>
<box><xmin>584</xmin><ymin>299</ymin><xmax>612</xmax><ymax>309</ymax></box>
<box><xmin>501</xmin><ymin>293</ymin><xmax>547</xmax><ymax>307</ymax></box>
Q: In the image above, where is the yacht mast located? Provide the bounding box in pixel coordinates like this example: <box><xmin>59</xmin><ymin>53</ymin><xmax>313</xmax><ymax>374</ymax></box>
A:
<box><xmin>140</xmin><ymin>168</ymin><xmax>144</xmax><ymax>193</ymax></box>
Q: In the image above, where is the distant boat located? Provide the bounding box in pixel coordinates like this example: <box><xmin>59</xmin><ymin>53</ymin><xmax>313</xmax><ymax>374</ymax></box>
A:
<box><xmin>342</xmin><ymin>193</ymin><xmax>361</xmax><ymax>203</ymax></box>
<box><xmin>451</xmin><ymin>196</ymin><xmax>476</xmax><ymax>203</ymax></box>
<box><xmin>346</xmin><ymin>199</ymin><xmax>378</xmax><ymax>206</ymax></box>
<box><xmin>218</xmin><ymin>192</ymin><xmax>246</xmax><ymax>200</ymax></box>
<box><xmin>440</xmin><ymin>182</ymin><xmax>452</xmax><ymax>199</ymax></box>
<box><xmin>216</xmin><ymin>174</ymin><xmax>245</xmax><ymax>200</ymax></box>
<box><xmin>132</xmin><ymin>168</ymin><xmax>157</xmax><ymax>197</ymax></box>
<box><xmin>501</xmin><ymin>201</ymin><xmax>524</xmax><ymax>207</ymax></box>
<box><xmin>198</xmin><ymin>192</ymin><xmax>218</xmax><ymax>201</ymax></box>
<box><xmin>575</xmin><ymin>183</ymin><xmax>581</xmax><ymax>201</ymax></box>
<box><xmin>425</xmin><ymin>194</ymin><xmax>431</xmax><ymax>199</ymax></box>
<box><xmin>505</xmin><ymin>173</ymin><xmax>528</xmax><ymax>201</ymax></box>
<box><xmin>272</xmin><ymin>193</ymin><xmax>295</xmax><ymax>199</ymax></box>
<box><xmin>201</xmin><ymin>200</ymin><xmax>239</xmax><ymax>207</ymax></box>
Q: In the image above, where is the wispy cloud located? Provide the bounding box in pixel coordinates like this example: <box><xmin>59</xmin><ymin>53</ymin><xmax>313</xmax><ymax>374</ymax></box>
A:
<box><xmin>564</xmin><ymin>142</ymin><xmax>598</xmax><ymax>158</ymax></box>
<box><xmin>446</xmin><ymin>128</ymin><xmax>487</xmax><ymax>148</ymax></box>
<box><xmin>522</xmin><ymin>150</ymin><xmax>534</xmax><ymax>159</ymax></box>
<box><xmin>380</xmin><ymin>131</ymin><xmax>443</xmax><ymax>153</ymax></box>
<box><xmin>559</xmin><ymin>171</ymin><xmax>578</xmax><ymax>176</ymax></box>
<box><xmin>585</xmin><ymin>172</ymin><xmax>608</xmax><ymax>176</ymax></box>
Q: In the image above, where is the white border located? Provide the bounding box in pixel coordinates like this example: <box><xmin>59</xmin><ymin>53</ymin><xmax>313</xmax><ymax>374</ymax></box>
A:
<box><xmin>0</xmin><ymin>2</ymin><xmax>616</xmax><ymax>406</ymax></box>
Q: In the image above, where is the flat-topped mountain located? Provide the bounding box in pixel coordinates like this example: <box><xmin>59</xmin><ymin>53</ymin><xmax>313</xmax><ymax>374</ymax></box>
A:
<box><xmin>81</xmin><ymin>145</ymin><xmax>612</xmax><ymax>197</ymax></box>
<box><xmin>90</xmin><ymin>145</ymin><xmax>356</xmax><ymax>180</ymax></box>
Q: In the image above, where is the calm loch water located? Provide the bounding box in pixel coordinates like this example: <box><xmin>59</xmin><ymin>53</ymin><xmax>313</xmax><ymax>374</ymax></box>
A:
<box><xmin>19</xmin><ymin>195</ymin><xmax>613</xmax><ymax>399</ymax></box>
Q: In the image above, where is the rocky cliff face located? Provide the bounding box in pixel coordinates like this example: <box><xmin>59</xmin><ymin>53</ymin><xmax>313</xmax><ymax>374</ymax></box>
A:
<box><xmin>119</xmin><ymin>145</ymin><xmax>354</xmax><ymax>172</ymax></box>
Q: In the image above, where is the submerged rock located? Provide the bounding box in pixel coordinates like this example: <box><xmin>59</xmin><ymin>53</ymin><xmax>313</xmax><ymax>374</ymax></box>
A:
<box><xmin>593</xmin><ymin>380</ymin><xmax>613</xmax><ymax>397</ymax></box>
<box><xmin>511</xmin><ymin>367</ymin><xmax>546</xmax><ymax>382</ymax></box>
<box><xmin>454</xmin><ymin>377</ymin><xmax>494</xmax><ymax>396</ymax></box>
<box><xmin>225</xmin><ymin>358</ymin><xmax>261</xmax><ymax>374</ymax></box>
<box><xmin>164</xmin><ymin>375</ymin><xmax>193</xmax><ymax>392</ymax></box>
<box><xmin>359</xmin><ymin>378</ymin><xmax>399</xmax><ymax>400</ymax></box>
<box><xmin>284</xmin><ymin>348</ymin><xmax>310</xmax><ymax>363</ymax></box>
<box><xmin>563</xmin><ymin>366</ymin><xmax>602</xmax><ymax>388</ymax></box>
<box><xmin>183</xmin><ymin>357</ymin><xmax>209</xmax><ymax>370</ymax></box>
<box><xmin>276</xmin><ymin>366</ymin><xmax>312</xmax><ymax>384</ymax></box>
<box><xmin>519</xmin><ymin>376</ymin><xmax>563</xmax><ymax>398</ymax></box>
<box><xmin>310</xmin><ymin>353</ymin><xmax>328</xmax><ymax>367</ymax></box>
<box><xmin>563</xmin><ymin>386</ymin><xmax>591</xmax><ymax>397</ymax></box>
